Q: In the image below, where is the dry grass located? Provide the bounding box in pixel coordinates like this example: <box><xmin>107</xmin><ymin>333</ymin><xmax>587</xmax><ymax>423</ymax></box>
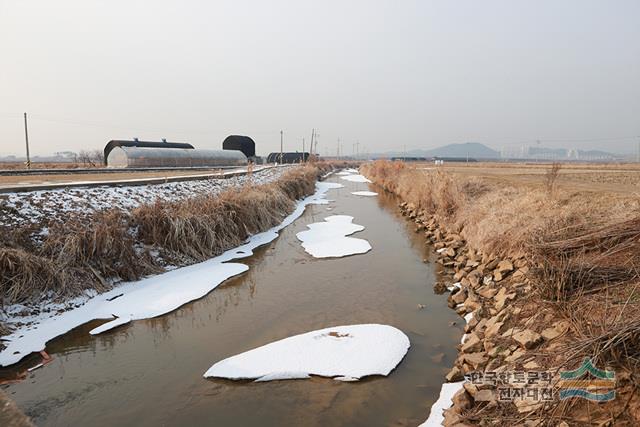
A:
<box><xmin>0</xmin><ymin>248</ymin><xmax>70</xmax><ymax>305</ymax></box>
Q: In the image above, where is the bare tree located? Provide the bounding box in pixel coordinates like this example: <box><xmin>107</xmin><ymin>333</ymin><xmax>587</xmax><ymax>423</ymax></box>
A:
<box><xmin>91</xmin><ymin>149</ymin><xmax>105</xmax><ymax>166</ymax></box>
<box><xmin>78</xmin><ymin>150</ymin><xmax>96</xmax><ymax>167</ymax></box>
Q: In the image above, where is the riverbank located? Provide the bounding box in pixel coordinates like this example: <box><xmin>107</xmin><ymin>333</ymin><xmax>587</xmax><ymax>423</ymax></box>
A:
<box><xmin>0</xmin><ymin>164</ymin><xmax>340</xmax><ymax>350</ymax></box>
<box><xmin>361</xmin><ymin>160</ymin><xmax>640</xmax><ymax>426</ymax></box>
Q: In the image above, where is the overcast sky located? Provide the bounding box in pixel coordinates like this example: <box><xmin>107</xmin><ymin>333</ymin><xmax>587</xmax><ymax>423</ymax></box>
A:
<box><xmin>1</xmin><ymin>0</ymin><xmax>639</xmax><ymax>157</ymax></box>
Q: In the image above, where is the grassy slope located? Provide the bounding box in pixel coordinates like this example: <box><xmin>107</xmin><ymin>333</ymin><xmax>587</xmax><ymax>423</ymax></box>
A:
<box><xmin>0</xmin><ymin>164</ymin><xmax>332</xmax><ymax>307</ymax></box>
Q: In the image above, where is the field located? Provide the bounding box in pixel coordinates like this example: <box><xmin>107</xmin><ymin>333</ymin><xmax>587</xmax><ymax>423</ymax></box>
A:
<box><xmin>423</xmin><ymin>161</ymin><xmax>640</xmax><ymax>194</ymax></box>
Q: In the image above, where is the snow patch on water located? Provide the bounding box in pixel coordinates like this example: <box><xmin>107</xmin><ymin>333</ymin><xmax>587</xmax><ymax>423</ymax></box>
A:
<box><xmin>0</xmin><ymin>181</ymin><xmax>341</xmax><ymax>367</ymax></box>
<box><xmin>351</xmin><ymin>191</ymin><xmax>378</xmax><ymax>197</ymax></box>
<box><xmin>203</xmin><ymin>324</ymin><xmax>410</xmax><ymax>382</ymax></box>
<box><xmin>340</xmin><ymin>174</ymin><xmax>371</xmax><ymax>183</ymax></box>
<box><xmin>296</xmin><ymin>215</ymin><xmax>371</xmax><ymax>258</ymax></box>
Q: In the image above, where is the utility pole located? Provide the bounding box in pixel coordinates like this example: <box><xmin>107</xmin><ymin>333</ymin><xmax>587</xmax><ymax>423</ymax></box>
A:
<box><xmin>309</xmin><ymin>129</ymin><xmax>315</xmax><ymax>157</ymax></box>
<box><xmin>24</xmin><ymin>112</ymin><xmax>31</xmax><ymax>169</ymax></box>
<box><xmin>302</xmin><ymin>138</ymin><xmax>305</xmax><ymax>163</ymax></box>
<box><xmin>356</xmin><ymin>141</ymin><xmax>360</xmax><ymax>160</ymax></box>
<box><xmin>280</xmin><ymin>130</ymin><xmax>283</xmax><ymax>164</ymax></box>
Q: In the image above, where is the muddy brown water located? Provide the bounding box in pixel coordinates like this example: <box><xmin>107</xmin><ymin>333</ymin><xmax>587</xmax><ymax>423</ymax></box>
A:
<box><xmin>1</xmin><ymin>176</ymin><xmax>462</xmax><ymax>427</ymax></box>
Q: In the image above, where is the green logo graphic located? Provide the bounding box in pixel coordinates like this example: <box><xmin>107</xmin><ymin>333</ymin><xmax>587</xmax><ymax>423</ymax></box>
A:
<box><xmin>558</xmin><ymin>358</ymin><xmax>616</xmax><ymax>402</ymax></box>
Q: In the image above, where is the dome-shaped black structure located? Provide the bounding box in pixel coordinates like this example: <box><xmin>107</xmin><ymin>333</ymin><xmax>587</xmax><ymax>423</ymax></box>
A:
<box><xmin>222</xmin><ymin>135</ymin><xmax>256</xmax><ymax>158</ymax></box>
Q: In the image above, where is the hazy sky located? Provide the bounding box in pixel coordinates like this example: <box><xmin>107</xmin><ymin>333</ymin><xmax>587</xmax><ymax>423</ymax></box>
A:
<box><xmin>1</xmin><ymin>0</ymin><xmax>639</xmax><ymax>157</ymax></box>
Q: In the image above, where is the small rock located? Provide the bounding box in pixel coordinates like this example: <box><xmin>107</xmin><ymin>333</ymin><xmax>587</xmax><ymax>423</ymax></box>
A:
<box><xmin>463</xmin><ymin>382</ymin><xmax>478</xmax><ymax>397</ymax></box>
<box><xmin>453</xmin><ymin>270</ymin><xmax>466</xmax><ymax>281</ymax></box>
<box><xmin>485</xmin><ymin>259</ymin><xmax>499</xmax><ymax>270</ymax></box>
<box><xmin>446</xmin><ymin>366</ymin><xmax>464</xmax><ymax>382</ymax></box>
<box><xmin>463</xmin><ymin>295</ymin><xmax>482</xmax><ymax>312</ymax></box>
<box><xmin>418</xmin><ymin>304</ymin><xmax>426</xmax><ymax>310</ymax></box>
<box><xmin>513</xmin><ymin>329</ymin><xmax>543</xmax><ymax>349</ymax></box>
<box><xmin>541</xmin><ymin>327</ymin><xmax>561</xmax><ymax>340</ymax></box>
<box><xmin>504</xmin><ymin>348</ymin><xmax>526</xmax><ymax>363</ymax></box>
<box><xmin>496</xmin><ymin>259</ymin><xmax>514</xmax><ymax>275</ymax></box>
<box><xmin>514</xmin><ymin>399</ymin><xmax>542</xmax><ymax>413</ymax></box>
<box><xmin>461</xmin><ymin>332</ymin><xmax>483</xmax><ymax>353</ymax></box>
<box><xmin>468</xmin><ymin>273</ymin><xmax>481</xmax><ymax>288</ymax></box>
<box><xmin>474</xmin><ymin>389</ymin><xmax>496</xmax><ymax>403</ymax></box>
<box><xmin>452</xmin><ymin>288</ymin><xmax>468</xmax><ymax>305</ymax></box>
<box><xmin>494</xmin><ymin>287</ymin><xmax>516</xmax><ymax>311</ymax></box>
<box><xmin>484</xmin><ymin>321</ymin><xmax>504</xmax><ymax>338</ymax></box>
<box><xmin>477</xmin><ymin>286</ymin><xmax>498</xmax><ymax>299</ymax></box>
<box><xmin>442</xmin><ymin>409</ymin><xmax>462</xmax><ymax>426</ymax></box>
<box><xmin>463</xmin><ymin>352</ymin><xmax>488</xmax><ymax>369</ymax></box>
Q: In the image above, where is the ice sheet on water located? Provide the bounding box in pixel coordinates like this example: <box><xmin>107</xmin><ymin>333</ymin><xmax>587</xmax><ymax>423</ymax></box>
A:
<box><xmin>351</xmin><ymin>191</ymin><xmax>378</xmax><ymax>197</ymax></box>
<box><xmin>340</xmin><ymin>174</ymin><xmax>371</xmax><ymax>183</ymax></box>
<box><xmin>296</xmin><ymin>215</ymin><xmax>371</xmax><ymax>258</ymax></box>
<box><xmin>204</xmin><ymin>324</ymin><xmax>410</xmax><ymax>382</ymax></box>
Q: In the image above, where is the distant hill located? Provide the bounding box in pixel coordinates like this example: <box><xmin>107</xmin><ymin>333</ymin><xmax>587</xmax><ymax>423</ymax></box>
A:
<box><xmin>421</xmin><ymin>142</ymin><xmax>499</xmax><ymax>159</ymax></box>
<box><xmin>378</xmin><ymin>142</ymin><xmax>499</xmax><ymax>159</ymax></box>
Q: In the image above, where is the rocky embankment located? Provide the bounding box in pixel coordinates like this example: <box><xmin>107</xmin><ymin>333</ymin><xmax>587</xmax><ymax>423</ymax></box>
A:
<box><xmin>400</xmin><ymin>201</ymin><xmax>572</xmax><ymax>426</ymax></box>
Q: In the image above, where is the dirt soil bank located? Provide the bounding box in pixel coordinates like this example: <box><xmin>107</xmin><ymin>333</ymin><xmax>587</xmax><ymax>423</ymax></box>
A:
<box><xmin>362</xmin><ymin>160</ymin><xmax>640</xmax><ymax>426</ymax></box>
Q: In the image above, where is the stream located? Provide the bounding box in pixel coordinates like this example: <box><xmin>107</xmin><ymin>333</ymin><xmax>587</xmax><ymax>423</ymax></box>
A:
<box><xmin>1</xmin><ymin>174</ymin><xmax>462</xmax><ymax>427</ymax></box>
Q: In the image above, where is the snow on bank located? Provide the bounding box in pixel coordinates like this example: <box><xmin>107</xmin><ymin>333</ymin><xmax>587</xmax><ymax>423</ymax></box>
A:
<box><xmin>296</xmin><ymin>215</ymin><xmax>371</xmax><ymax>258</ymax></box>
<box><xmin>419</xmin><ymin>309</ymin><xmax>473</xmax><ymax>426</ymax></box>
<box><xmin>0</xmin><ymin>181</ymin><xmax>342</xmax><ymax>367</ymax></box>
<box><xmin>419</xmin><ymin>381</ymin><xmax>466</xmax><ymax>427</ymax></box>
<box><xmin>351</xmin><ymin>191</ymin><xmax>378</xmax><ymax>197</ymax></box>
<box><xmin>204</xmin><ymin>324</ymin><xmax>410</xmax><ymax>382</ymax></box>
<box><xmin>0</xmin><ymin>167</ymin><xmax>286</xmax><ymax>228</ymax></box>
<box><xmin>340</xmin><ymin>174</ymin><xmax>371</xmax><ymax>183</ymax></box>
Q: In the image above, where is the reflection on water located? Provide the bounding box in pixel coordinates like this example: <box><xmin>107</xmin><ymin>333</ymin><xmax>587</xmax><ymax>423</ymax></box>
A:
<box><xmin>1</xmin><ymin>177</ymin><xmax>463</xmax><ymax>427</ymax></box>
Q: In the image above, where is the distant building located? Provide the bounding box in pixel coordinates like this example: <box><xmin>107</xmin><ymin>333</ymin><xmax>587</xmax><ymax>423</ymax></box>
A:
<box><xmin>266</xmin><ymin>152</ymin><xmax>312</xmax><ymax>164</ymax></box>
<box><xmin>104</xmin><ymin>139</ymin><xmax>246</xmax><ymax>168</ymax></box>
